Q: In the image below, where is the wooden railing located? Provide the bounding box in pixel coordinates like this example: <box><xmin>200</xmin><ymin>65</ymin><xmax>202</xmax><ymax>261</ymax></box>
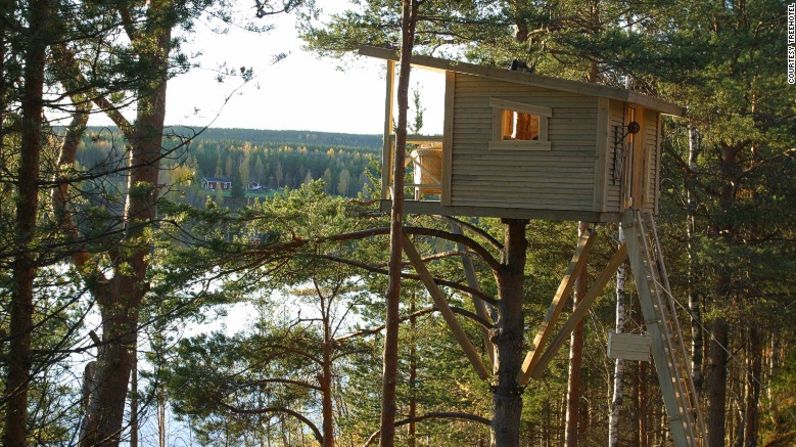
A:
<box><xmin>382</xmin><ymin>134</ymin><xmax>444</xmax><ymax>201</ymax></box>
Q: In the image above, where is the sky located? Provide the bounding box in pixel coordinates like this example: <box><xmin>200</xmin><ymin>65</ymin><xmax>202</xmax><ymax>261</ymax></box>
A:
<box><xmin>89</xmin><ymin>0</ymin><xmax>446</xmax><ymax>135</ymax></box>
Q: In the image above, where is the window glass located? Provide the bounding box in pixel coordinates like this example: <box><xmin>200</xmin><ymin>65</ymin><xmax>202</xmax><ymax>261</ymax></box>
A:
<box><xmin>501</xmin><ymin>109</ymin><xmax>540</xmax><ymax>140</ymax></box>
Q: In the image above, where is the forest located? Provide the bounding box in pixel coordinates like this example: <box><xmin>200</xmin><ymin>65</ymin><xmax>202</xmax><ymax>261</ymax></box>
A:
<box><xmin>76</xmin><ymin>127</ymin><xmax>380</xmax><ymax>206</ymax></box>
<box><xmin>1</xmin><ymin>1</ymin><xmax>794</xmax><ymax>447</ymax></box>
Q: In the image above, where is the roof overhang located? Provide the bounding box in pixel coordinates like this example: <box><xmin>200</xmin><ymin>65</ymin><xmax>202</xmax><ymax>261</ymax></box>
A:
<box><xmin>358</xmin><ymin>45</ymin><xmax>684</xmax><ymax>116</ymax></box>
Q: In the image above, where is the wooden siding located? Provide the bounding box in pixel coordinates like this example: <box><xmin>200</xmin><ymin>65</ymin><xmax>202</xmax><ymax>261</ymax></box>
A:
<box><xmin>643</xmin><ymin>108</ymin><xmax>659</xmax><ymax>212</ymax></box>
<box><xmin>606</xmin><ymin>100</ymin><xmax>625</xmax><ymax>212</ymax></box>
<box><xmin>450</xmin><ymin>73</ymin><xmax>599</xmax><ymax>212</ymax></box>
<box><xmin>593</xmin><ymin>97</ymin><xmax>610</xmax><ymax>212</ymax></box>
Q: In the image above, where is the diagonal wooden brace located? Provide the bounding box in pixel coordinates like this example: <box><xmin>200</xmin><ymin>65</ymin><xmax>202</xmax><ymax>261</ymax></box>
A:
<box><xmin>402</xmin><ymin>234</ymin><xmax>491</xmax><ymax>380</ymax></box>
<box><xmin>517</xmin><ymin>230</ymin><xmax>596</xmax><ymax>385</ymax></box>
<box><xmin>449</xmin><ymin>221</ymin><xmax>495</xmax><ymax>370</ymax></box>
<box><xmin>528</xmin><ymin>243</ymin><xmax>628</xmax><ymax>379</ymax></box>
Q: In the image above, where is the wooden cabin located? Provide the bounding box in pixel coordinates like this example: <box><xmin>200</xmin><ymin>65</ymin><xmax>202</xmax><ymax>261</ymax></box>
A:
<box><xmin>360</xmin><ymin>46</ymin><xmax>684</xmax><ymax>223</ymax></box>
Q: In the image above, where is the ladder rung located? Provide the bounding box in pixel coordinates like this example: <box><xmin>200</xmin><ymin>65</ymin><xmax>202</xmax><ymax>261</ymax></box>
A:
<box><xmin>633</xmin><ymin>211</ymin><xmax>706</xmax><ymax>447</ymax></box>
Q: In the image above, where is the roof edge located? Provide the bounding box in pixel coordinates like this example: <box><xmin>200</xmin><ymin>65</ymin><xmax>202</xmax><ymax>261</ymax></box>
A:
<box><xmin>357</xmin><ymin>45</ymin><xmax>684</xmax><ymax>116</ymax></box>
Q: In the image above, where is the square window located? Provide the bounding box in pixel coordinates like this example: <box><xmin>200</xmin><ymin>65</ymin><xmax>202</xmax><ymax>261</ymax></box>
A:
<box><xmin>501</xmin><ymin>109</ymin><xmax>540</xmax><ymax>141</ymax></box>
<box><xmin>489</xmin><ymin>98</ymin><xmax>552</xmax><ymax>151</ymax></box>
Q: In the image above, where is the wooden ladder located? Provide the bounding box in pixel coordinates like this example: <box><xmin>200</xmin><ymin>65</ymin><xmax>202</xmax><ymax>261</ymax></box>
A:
<box><xmin>624</xmin><ymin>211</ymin><xmax>705</xmax><ymax>447</ymax></box>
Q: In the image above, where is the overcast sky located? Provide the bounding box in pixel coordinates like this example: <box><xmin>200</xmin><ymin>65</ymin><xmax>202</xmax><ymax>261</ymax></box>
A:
<box><xmin>87</xmin><ymin>1</ymin><xmax>446</xmax><ymax>135</ymax></box>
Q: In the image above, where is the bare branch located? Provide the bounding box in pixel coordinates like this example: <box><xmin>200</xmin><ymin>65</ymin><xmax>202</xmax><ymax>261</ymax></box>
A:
<box><xmin>363</xmin><ymin>412</ymin><xmax>491</xmax><ymax>446</ymax></box>
<box><xmin>314</xmin><ymin>254</ymin><xmax>497</xmax><ymax>305</ymax></box>
<box><xmin>215</xmin><ymin>400</ymin><xmax>323</xmax><ymax>444</ymax></box>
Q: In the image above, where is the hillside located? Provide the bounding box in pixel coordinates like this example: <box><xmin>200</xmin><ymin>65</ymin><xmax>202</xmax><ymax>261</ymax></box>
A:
<box><xmin>82</xmin><ymin>126</ymin><xmax>383</xmax><ymax>151</ymax></box>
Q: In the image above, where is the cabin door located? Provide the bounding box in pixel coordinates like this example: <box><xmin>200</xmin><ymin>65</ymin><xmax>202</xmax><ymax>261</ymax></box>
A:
<box><xmin>622</xmin><ymin>104</ymin><xmax>649</xmax><ymax>209</ymax></box>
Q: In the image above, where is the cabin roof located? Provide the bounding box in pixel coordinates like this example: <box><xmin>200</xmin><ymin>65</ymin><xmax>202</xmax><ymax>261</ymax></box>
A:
<box><xmin>358</xmin><ymin>45</ymin><xmax>684</xmax><ymax>116</ymax></box>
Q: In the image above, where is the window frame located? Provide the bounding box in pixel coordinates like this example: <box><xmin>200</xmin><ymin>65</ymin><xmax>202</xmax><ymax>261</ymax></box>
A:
<box><xmin>488</xmin><ymin>98</ymin><xmax>552</xmax><ymax>151</ymax></box>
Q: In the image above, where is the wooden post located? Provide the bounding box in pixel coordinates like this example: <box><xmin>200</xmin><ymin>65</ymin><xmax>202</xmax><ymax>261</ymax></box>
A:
<box><xmin>381</xmin><ymin>60</ymin><xmax>395</xmax><ymax>200</ymax></box>
<box><xmin>517</xmin><ymin>231</ymin><xmax>596</xmax><ymax>385</ymax></box>
<box><xmin>530</xmin><ymin>243</ymin><xmax>628</xmax><ymax>378</ymax></box>
<box><xmin>402</xmin><ymin>235</ymin><xmax>490</xmax><ymax>380</ymax></box>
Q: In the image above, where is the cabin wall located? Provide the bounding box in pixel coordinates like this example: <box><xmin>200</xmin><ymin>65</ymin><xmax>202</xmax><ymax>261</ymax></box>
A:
<box><xmin>643</xmin><ymin>109</ymin><xmax>660</xmax><ymax>213</ymax></box>
<box><xmin>606</xmin><ymin>100</ymin><xmax>625</xmax><ymax>212</ymax></box>
<box><xmin>449</xmin><ymin>73</ymin><xmax>599</xmax><ymax>212</ymax></box>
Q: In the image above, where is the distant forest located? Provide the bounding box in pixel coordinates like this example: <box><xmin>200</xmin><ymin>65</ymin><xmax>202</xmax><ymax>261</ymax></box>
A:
<box><xmin>76</xmin><ymin>126</ymin><xmax>381</xmax><ymax>203</ymax></box>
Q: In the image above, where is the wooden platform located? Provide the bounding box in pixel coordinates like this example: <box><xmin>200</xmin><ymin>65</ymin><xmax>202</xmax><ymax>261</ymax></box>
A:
<box><xmin>380</xmin><ymin>199</ymin><xmax>621</xmax><ymax>223</ymax></box>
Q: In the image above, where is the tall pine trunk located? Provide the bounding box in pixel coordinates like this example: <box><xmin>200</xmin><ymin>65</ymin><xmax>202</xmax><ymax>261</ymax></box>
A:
<box><xmin>130</xmin><ymin>349</ymin><xmax>138</xmax><ymax>447</ymax></box>
<box><xmin>706</xmin><ymin>316</ymin><xmax>729</xmax><ymax>447</ymax></box>
<box><xmin>565</xmin><ymin>222</ymin><xmax>589</xmax><ymax>447</ymax></box>
<box><xmin>80</xmin><ymin>3</ymin><xmax>172</xmax><ymax>445</ymax></box>
<box><xmin>706</xmin><ymin>143</ymin><xmax>740</xmax><ymax>447</ymax></box>
<box><xmin>321</xmin><ymin>324</ymin><xmax>335</xmax><ymax>446</ymax></box>
<box><xmin>408</xmin><ymin>293</ymin><xmax>417</xmax><ymax>447</ymax></box>
<box><xmin>686</xmin><ymin>126</ymin><xmax>704</xmax><ymax>390</ymax></box>
<box><xmin>379</xmin><ymin>1</ymin><xmax>417</xmax><ymax>445</ymax></box>
<box><xmin>3</xmin><ymin>2</ymin><xmax>48</xmax><ymax>446</ymax></box>
<box><xmin>491</xmin><ymin>219</ymin><xmax>528</xmax><ymax>447</ymax></box>
<box><xmin>742</xmin><ymin>327</ymin><xmax>761</xmax><ymax>447</ymax></box>
<box><xmin>608</xmin><ymin>226</ymin><xmax>627</xmax><ymax>447</ymax></box>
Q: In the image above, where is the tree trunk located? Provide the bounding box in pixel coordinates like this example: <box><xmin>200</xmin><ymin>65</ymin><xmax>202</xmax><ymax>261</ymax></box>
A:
<box><xmin>3</xmin><ymin>2</ymin><xmax>48</xmax><ymax>446</ymax></box>
<box><xmin>491</xmin><ymin>219</ymin><xmax>528</xmax><ymax>447</ymax></box>
<box><xmin>565</xmin><ymin>222</ymin><xmax>589</xmax><ymax>447</ymax></box>
<box><xmin>130</xmin><ymin>346</ymin><xmax>139</xmax><ymax>447</ymax></box>
<box><xmin>408</xmin><ymin>293</ymin><xmax>417</xmax><ymax>447</ymax></box>
<box><xmin>631</xmin><ymin>360</ymin><xmax>641</xmax><ymax>447</ymax></box>
<box><xmin>81</xmin><ymin>294</ymin><xmax>140</xmax><ymax>447</ymax></box>
<box><xmin>379</xmin><ymin>1</ymin><xmax>417</xmax><ymax>446</ymax></box>
<box><xmin>80</xmin><ymin>3</ymin><xmax>172</xmax><ymax>445</ymax></box>
<box><xmin>686</xmin><ymin>126</ymin><xmax>704</xmax><ymax>391</ymax></box>
<box><xmin>608</xmin><ymin>225</ymin><xmax>627</xmax><ymax>447</ymax></box>
<box><xmin>321</xmin><ymin>293</ymin><xmax>335</xmax><ymax>447</ymax></box>
<box><xmin>706</xmin><ymin>316</ymin><xmax>729</xmax><ymax>447</ymax></box>
<box><xmin>636</xmin><ymin>299</ymin><xmax>649</xmax><ymax>447</ymax></box>
<box><xmin>743</xmin><ymin>327</ymin><xmax>761</xmax><ymax>447</ymax></box>
<box><xmin>705</xmin><ymin>141</ymin><xmax>739</xmax><ymax>447</ymax></box>
<box><xmin>158</xmin><ymin>388</ymin><xmax>166</xmax><ymax>447</ymax></box>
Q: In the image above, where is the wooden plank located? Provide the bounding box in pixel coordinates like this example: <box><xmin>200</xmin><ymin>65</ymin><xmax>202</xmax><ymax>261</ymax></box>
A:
<box><xmin>606</xmin><ymin>100</ymin><xmax>624</xmax><ymax>211</ymax></box>
<box><xmin>357</xmin><ymin>46</ymin><xmax>684</xmax><ymax>115</ymax></box>
<box><xmin>452</xmin><ymin>177</ymin><xmax>596</xmax><ymax>186</ymax></box>
<box><xmin>642</xmin><ymin>109</ymin><xmax>656</xmax><ymax>211</ymax></box>
<box><xmin>655</xmin><ymin>113</ymin><xmax>662</xmax><ymax>213</ymax></box>
<box><xmin>517</xmin><ymin>231</ymin><xmax>597</xmax><ymax>385</ymax></box>
<box><xmin>631</xmin><ymin>105</ymin><xmax>646</xmax><ymax>209</ymax></box>
<box><xmin>381</xmin><ymin>60</ymin><xmax>395</xmax><ymax>200</ymax></box>
<box><xmin>454</xmin><ymin>200</ymin><xmax>593</xmax><ymax>212</ymax></box>
<box><xmin>487</xmin><ymin>140</ymin><xmax>552</xmax><ymax>151</ymax></box>
<box><xmin>593</xmin><ymin>97</ymin><xmax>610</xmax><ymax>212</ymax></box>
<box><xmin>454</xmin><ymin>201</ymin><xmax>593</xmax><ymax>212</ymax></box>
<box><xmin>608</xmin><ymin>332</ymin><xmax>651</xmax><ymax>361</ymax></box>
<box><xmin>488</xmin><ymin>97</ymin><xmax>553</xmax><ymax>117</ymax></box>
<box><xmin>379</xmin><ymin>199</ymin><xmax>621</xmax><ymax>223</ymax></box>
<box><xmin>442</xmin><ymin>71</ymin><xmax>455</xmax><ymax>206</ymax></box>
<box><xmin>406</xmin><ymin>134</ymin><xmax>443</xmax><ymax>144</ymax></box>
<box><xmin>402</xmin><ymin>235</ymin><xmax>490</xmax><ymax>380</ymax></box>
<box><xmin>529</xmin><ymin>243</ymin><xmax>628</xmax><ymax>379</ymax></box>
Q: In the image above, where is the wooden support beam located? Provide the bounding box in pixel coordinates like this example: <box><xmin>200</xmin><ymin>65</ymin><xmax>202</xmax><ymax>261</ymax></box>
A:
<box><xmin>529</xmin><ymin>243</ymin><xmax>628</xmax><ymax>379</ymax></box>
<box><xmin>402</xmin><ymin>235</ymin><xmax>490</xmax><ymax>380</ymax></box>
<box><xmin>517</xmin><ymin>231</ymin><xmax>596</xmax><ymax>385</ymax></box>
<box><xmin>449</xmin><ymin>221</ymin><xmax>495</xmax><ymax>370</ymax></box>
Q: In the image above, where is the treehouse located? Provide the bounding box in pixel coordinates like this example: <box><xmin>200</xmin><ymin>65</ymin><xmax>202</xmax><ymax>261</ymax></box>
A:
<box><xmin>360</xmin><ymin>46</ymin><xmax>684</xmax><ymax>222</ymax></box>
<box><xmin>360</xmin><ymin>47</ymin><xmax>704</xmax><ymax>447</ymax></box>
